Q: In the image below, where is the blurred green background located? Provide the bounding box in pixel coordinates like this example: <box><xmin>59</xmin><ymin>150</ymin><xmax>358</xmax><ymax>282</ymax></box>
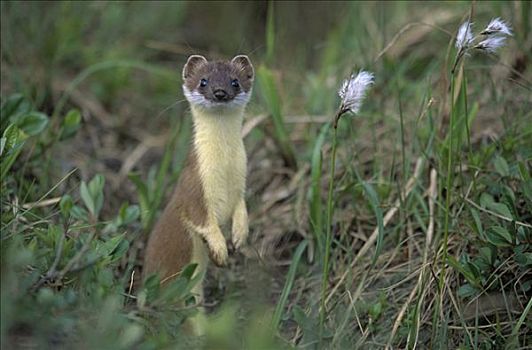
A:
<box><xmin>1</xmin><ymin>1</ymin><xmax>531</xmax><ymax>349</ymax></box>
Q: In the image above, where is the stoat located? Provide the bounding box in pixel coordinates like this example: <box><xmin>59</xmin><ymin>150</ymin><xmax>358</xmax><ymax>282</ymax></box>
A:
<box><xmin>143</xmin><ymin>55</ymin><xmax>254</xmax><ymax>309</ymax></box>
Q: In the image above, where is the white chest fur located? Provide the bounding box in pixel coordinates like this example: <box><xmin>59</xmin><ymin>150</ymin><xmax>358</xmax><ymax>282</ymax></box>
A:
<box><xmin>192</xmin><ymin>108</ymin><xmax>247</xmax><ymax>225</ymax></box>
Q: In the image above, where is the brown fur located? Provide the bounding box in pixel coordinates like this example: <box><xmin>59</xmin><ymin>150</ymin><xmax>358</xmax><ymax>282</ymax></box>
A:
<box><xmin>143</xmin><ymin>145</ymin><xmax>208</xmax><ymax>282</ymax></box>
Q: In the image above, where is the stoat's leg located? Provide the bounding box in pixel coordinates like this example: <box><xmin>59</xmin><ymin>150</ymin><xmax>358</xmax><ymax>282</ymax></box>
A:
<box><xmin>184</xmin><ymin>217</ymin><xmax>228</xmax><ymax>267</ymax></box>
<box><xmin>231</xmin><ymin>197</ymin><xmax>249</xmax><ymax>250</ymax></box>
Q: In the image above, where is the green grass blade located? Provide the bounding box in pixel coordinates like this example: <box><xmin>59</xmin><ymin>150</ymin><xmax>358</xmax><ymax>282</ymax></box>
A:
<box><xmin>256</xmin><ymin>65</ymin><xmax>297</xmax><ymax>169</ymax></box>
<box><xmin>271</xmin><ymin>240</ymin><xmax>308</xmax><ymax>330</ymax></box>
<box><xmin>265</xmin><ymin>1</ymin><xmax>275</xmax><ymax>65</ymax></box>
<box><xmin>360</xmin><ymin>181</ymin><xmax>384</xmax><ymax>266</ymax></box>
<box><xmin>309</xmin><ymin>123</ymin><xmax>330</xmax><ymax>257</ymax></box>
<box><xmin>508</xmin><ymin>295</ymin><xmax>532</xmax><ymax>347</ymax></box>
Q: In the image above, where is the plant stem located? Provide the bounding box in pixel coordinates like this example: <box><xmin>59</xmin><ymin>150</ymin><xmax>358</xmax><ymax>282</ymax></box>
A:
<box><xmin>461</xmin><ymin>73</ymin><xmax>477</xmax><ymax>194</ymax></box>
<box><xmin>451</xmin><ymin>48</ymin><xmax>465</xmax><ymax>75</ymax></box>
<box><xmin>440</xmin><ymin>74</ymin><xmax>455</xmax><ymax>293</ymax></box>
<box><xmin>319</xmin><ymin>116</ymin><xmax>340</xmax><ymax>339</ymax></box>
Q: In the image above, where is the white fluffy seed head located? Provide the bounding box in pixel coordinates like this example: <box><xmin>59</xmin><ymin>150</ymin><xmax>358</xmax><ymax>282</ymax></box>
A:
<box><xmin>456</xmin><ymin>21</ymin><xmax>474</xmax><ymax>51</ymax></box>
<box><xmin>481</xmin><ymin>17</ymin><xmax>513</xmax><ymax>36</ymax></box>
<box><xmin>338</xmin><ymin>70</ymin><xmax>374</xmax><ymax>115</ymax></box>
<box><xmin>475</xmin><ymin>36</ymin><xmax>508</xmax><ymax>53</ymax></box>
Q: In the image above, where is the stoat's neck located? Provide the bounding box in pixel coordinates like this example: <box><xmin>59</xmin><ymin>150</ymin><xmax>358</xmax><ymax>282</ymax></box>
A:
<box><xmin>190</xmin><ymin>105</ymin><xmax>245</xmax><ymax>143</ymax></box>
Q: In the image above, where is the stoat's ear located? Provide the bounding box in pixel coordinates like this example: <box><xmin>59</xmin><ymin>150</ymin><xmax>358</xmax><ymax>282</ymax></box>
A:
<box><xmin>232</xmin><ymin>55</ymin><xmax>254</xmax><ymax>81</ymax></box>
<box><xmin>182</xmin><ymin>55</ymin><xmax>207</xmax><ymax>80</ymax></box>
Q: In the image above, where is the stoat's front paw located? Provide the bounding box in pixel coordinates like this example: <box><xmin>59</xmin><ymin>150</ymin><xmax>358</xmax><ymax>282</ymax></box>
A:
<box><xmin>207</xmin><ymin>235</ymin><xmax>228</xmax><ymax>267</ymax></box>
<box><xmin>232</xmin><ymin>222</ymin><xmax>248</xmax><ymax>250</ymax></box>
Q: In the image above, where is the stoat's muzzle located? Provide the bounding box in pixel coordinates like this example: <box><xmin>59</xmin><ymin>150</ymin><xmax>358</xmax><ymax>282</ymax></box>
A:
<box><xmin>213</xmin><ymin>89</ymin><xmax>229</xmax><ymax>101</ymax></box>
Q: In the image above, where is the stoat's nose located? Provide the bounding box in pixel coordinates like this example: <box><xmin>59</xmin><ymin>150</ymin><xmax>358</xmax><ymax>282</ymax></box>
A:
<box><xmin>213</xmin><ymin>89</ymin><xmax>228</xmax><ymax>101</ymax></box>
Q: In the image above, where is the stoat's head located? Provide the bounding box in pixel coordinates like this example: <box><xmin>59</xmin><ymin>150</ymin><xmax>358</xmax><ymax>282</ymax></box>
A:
<box><xmin>182</xmin><ymin>55</ymin><xmax>254</xmax><ymax>113</ymax></box>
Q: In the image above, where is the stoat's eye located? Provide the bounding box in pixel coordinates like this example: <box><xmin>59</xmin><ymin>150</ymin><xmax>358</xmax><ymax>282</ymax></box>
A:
<box><xmin>200</xmin><ymin>78</ymin><xmax>208</xmax><ymax>87</ymax></box>
<box><xmin>231</xmin><ymin>79</ymin><xmax>240</xmax><ymax>88</ymax></box>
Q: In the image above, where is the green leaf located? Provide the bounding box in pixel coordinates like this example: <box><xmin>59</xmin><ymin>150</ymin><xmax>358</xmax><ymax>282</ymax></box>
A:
<box><xmin>180</xmin><ymin>263</ymin><xmax>197</xmax><ymax>280</ymax></box>
<box><xmin>60</xmin><ymin>109</ymin><xmax>82</xmax><ymax>140</ymax></box>
<box><xmin>0</xmin><ymin>124</ymin><xmax>26</xmax><ymax>181</ymax></box>
<box><xmin>43</xmin><ymin>224</ymin><xmax>63</xmax><ymax>247</ymax></box>
<box><xmin>514</xmin><ymin>245</ymin><xmax>532</xmax><ymax>267</ymax></box>
<box><xmin>448</xmin><ymin>255</ymin><xmax>479</xmax><ymax>286</ymax></box>
<box><xmin>70</xmin><ymin>205</ymin><xmax>88</xmax><ymax>221</ymax></box>
<box><xmin>470</xmin><ymin>208</ymin><xmax>483</xmax><ymax>238</ymax></box>
<box><xmin>516</xmin><ymin>226</ymin><xmax>530</xmax><ymax>243</ymax></box>
<box><xmin>16</xmin><ymin>111</ymin><xmax>49</xmax><ymax>136</ymax></box>
<box><xmin>480</xmin><ymin>192</ymin><xmax>513</xmax><ymax>219</ymax></box>
<box><xmin>60</xmin><ymin>195</ymin><xmax>73</xmax><ymax>218</ymax></box>
<box><xmin>521</xmin><ymin>177</ymin><xmax>532</xmax><ymax>205</ymax></box>
<box><xmin>110</xmin><ymin>239</ymin><xmax>129</xmax><ymax>262</ymax></box>
<box><xmin>81</xmin><ymin>174</ymin><xmax>105</xmax><ymax>218</ymax></box>
<box><xmin>493</xmin><ymin>155</ymin><xmax>510</xmax><ymax>177</ymax></box>
<box><xmin>156</xmin><ymin>276</ymin><xmax>189</xmax><ymax>303</ymax></box>
<box><xmin>502</xmin><ymin>185</ymin><xmax>516</xmax><ymax>204</ymax></box>
<box><xmin>104</xmin><ymin>203</ymin><xmax>138</xmax><ymax>234</ymax></box>
<box><xmin>2</xmin><ymin>123</ymin><xmax>26</xmax><ymax>152</ymax></box>
<box><xmin>465</xmin><ymin>261</ymin><xmax>481</xmax><ymax>280</ymax></box>
<box><xmin>128</xmin><ymin>173</ymin><xmax>150</xmax><ymax>227</ymax></box>
<box><xmin>143</xmin><ymin>274</ymin><xmax>161</xmax><ymax>303</ymax></box>
<box><xmin>457</xmin><ymin>283</ymin><xmax>478</xmax><ymax>298</ymax></box>
<box><xmin>490</xmin><ymin>202</ymin><xmax>513</xmax><ymax>219</ymax></box>
<box><xmin>486</xmin><ymin>226</ymin><xmax>514</xmax><ymax>247</ymax></box>
<box><xmin>1</xmin><ymin>94</ymin><xmax>32</xmax><ymax>131</ymax></box>
<box><xmin>479</xmin><ymin>246</ymin><xmax>496</xmax><ymax>266</ymax></box>
<box><xmin>479</xmin><ymin>192</ymin><xmax>495</xmax><ymax>208</ymax></box>
<box><xmin>95</xmin><ymin>234</ymin><xmax>125</xmax><ymax>259</ymax></box>
<box><xmin>1</xmin><ymin>94</ymin><xmax>31</xmax><ymax>117</ymax></box>
<box><xmin>153</xmin><ymin>263</ymin><xmax>203</xmax><ymax>305</ymax></box>
<box><xmin>80</xmin><ymin>181</ymin><xmax>95</xmax><ymax>216</ymax></box>
<box><xmin>369</xmin><ymin>301</ymin><xmax>383</xmax><ymax>320</ymax></box>
<box><xmin>292</xmin><ymin>305</ymin><xmax>320</xmax><ymax>345</ymax></box>
<box><xmin>120</xmin><ymin>204</ymin><xmax>140</xmax><ymax>225</ymax></box>
<box><xmin>88</xmin><ymin>174</ymin><xmax>105</xmax><ymax>194</ymax></box>
<box><xmin>517</xmin><ymin>162</ymin><xmax>530</xmax><ymax>181</ymax></box>
<box><xmin>472</xmin><ymin>256</ymin><xmax>490</xmax><ymax>273</ymax></box>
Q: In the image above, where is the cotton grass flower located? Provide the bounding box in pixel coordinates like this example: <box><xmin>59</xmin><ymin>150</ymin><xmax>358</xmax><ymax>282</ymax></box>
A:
<box><xmin>451</xmin><ymin>17</ymin><xmax>512</xmax><ymax>73</ymax></box>
<box><xmin>338</xmin><ymin>71</ymin><xmax>374</xmax><ymax>114</ymax></box>
<box><xmin>455</xmin><ymin>21</ymin><xmax>474</xmax><ymax>51</ymax></box>
<box><xmin>480</xmin><ymin>17</ymin><xmax>513</xmax><ymax>36</ymax></box>
<box><xmin>335</xmin><ymin>70</ymin><xmax>374</xmax><ymax>127</ymax></box>
<box><xmin>474</xmin><ymin>17</ymin><xmax>513</xmax><ymax>54</ymax></box>
<box><xmin>475</xmin><ymin>36</ymin><xmax>508</xmax><ymax>53</ymax></box>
